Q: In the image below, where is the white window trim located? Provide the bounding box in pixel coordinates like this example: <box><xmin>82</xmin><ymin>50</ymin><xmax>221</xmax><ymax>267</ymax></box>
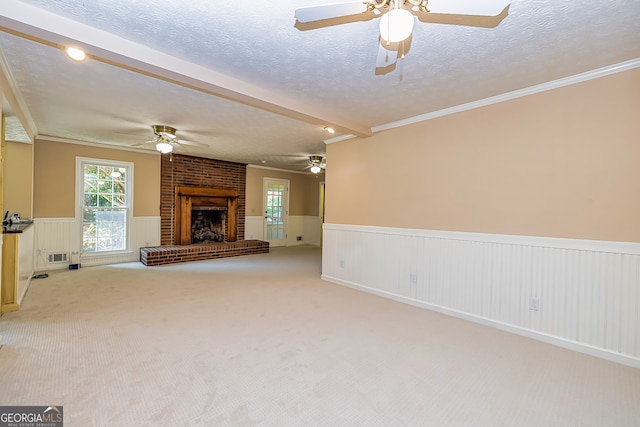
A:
<box><xmin>75</xmin><ymin>157</ymin><xmax>134</xmax><ymax>258</ymax></box>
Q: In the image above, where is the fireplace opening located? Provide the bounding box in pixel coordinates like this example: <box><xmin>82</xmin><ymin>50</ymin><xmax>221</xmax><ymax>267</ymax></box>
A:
<box><xmin>174</xmin><ymin>186</ymin><xmax>238</xmax><ymax>245</ymax></box>
<box><xmin>191</xmin><ymin>207</ymin><xmax>227</xmax><ymax>243</ymax></box>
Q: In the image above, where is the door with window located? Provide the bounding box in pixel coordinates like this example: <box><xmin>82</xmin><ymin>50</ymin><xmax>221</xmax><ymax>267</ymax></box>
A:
<box><xmin>263</xmin><ymin>178</ymin><xmax>289</xmax><ymax>247</ymax></box>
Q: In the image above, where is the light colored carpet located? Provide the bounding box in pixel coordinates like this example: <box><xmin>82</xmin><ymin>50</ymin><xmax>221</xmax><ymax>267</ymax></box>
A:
<box><xmin>0</xmin><ymin>245</ymin><xmax>638</xmax><ymax>426</ymax></box>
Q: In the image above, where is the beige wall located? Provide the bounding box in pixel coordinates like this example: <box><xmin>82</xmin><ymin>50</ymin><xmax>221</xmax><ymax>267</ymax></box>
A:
<box><xmin>326</xmin><ymin>68</ymin><xmax>640</xmax><ymax>243</ymax></box>
<box><xmin>3</xmin><ymin>141</ymin><xmax>33</xmax><ymax>219</ymax></box>
<box><xmin>246</xmin><ymin>166</ymin><xmax>323</xmax><ymax>217</ymax></box>
<box><xmin>33</xmin><ymin>138</ymin><xmax>160</xmax><ymax>218</ymax></box>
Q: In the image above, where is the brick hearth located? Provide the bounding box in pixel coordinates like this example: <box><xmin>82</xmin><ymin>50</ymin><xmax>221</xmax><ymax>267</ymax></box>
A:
<box><xmin>140</xmin><ymin>240</ymin><xmax>269</xmax><ymax>266</ymax></box>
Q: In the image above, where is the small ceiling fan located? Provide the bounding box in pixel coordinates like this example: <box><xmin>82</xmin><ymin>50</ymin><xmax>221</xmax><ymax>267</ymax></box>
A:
<box><xmin>295</xmin><ymin>0</ymin><xmax>511</xmax><ymax>69</ymax></box>
<box><xmin>308</xmin><ymin>155</ymin><xmax>326</xmax><ymax>174</ymax></box>
<box><xmin>135</xmin><ymin>125</ymin><xmax>208</xmax><ymax>154</ymax></box>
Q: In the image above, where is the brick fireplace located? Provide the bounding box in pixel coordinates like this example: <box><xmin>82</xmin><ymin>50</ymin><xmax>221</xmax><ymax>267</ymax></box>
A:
<box><xmin>140</xmin><ymin>154</ymin><xmax>268</xmax><ymax>266</ymax></box>
<box><xmin>160</xmin><ymin>154</ymin><xmax>246</xmax><ymax>245</ymax></box>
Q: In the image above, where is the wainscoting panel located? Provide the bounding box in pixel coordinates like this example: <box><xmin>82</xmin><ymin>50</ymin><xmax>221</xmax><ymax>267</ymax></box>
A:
<box><xmin>321</xmin><ymin>224</ymin><xmax>640</xmax><ymax>367</ymax></box>
<box><xmin>244</xmin><ymin>215</ymin><xmax>321</xmax><ymax>246</ymax></box>
<box><xmin>129</xmin><ymin>216</ymin><xmax>162</xmax><ymax>252</ymax></box>
<box><xmin>288</xmin><ymin>216</ymin><xmax>321</xmax><ymax>246</ymax></box>
<box><xmin>34</xmin><ymin>216</ymin><xmax>160</xmax><ymax>270</ymax></box>
<box><xmin>34</xmin><ymin>218</ymin><xmax>77</xmax><ymax>270</ymax></box>
<box><xmin>17</xmin><ymin>224</ymin><xmax>35</xmax><ymax>305</ymax></box>
<box><xmin>244</xmin><ymin>216</ymin><xmax>264</xmax><ymax>241</ymax></box>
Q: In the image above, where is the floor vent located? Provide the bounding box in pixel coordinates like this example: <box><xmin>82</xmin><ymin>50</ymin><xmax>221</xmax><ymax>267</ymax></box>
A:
<box><xmin>48</xmin><ymin>252</ymin><xmax>68</xmax><ymax>263</ymax></box>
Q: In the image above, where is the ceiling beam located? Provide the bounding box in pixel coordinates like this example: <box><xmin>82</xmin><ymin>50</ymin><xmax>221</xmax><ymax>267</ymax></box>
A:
<box><xmin>0</xmin><ymin>0</ymin><xmax>373</xmax><ymax>138</ymax></box>
<box><xmin>0</xmin><ymin>45</ymin><xmax>37</xmax><ymax>142</ymax></box>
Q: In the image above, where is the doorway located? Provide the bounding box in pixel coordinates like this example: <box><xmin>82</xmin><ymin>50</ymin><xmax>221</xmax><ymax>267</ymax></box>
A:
<box><xmin>263</xmin><ymin>178</ymin><xmax>289</xmax><ymax>247</ymax></box>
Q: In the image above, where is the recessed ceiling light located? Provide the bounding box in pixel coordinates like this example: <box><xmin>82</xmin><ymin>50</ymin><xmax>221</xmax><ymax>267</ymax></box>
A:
<box><xmin>324</xmin><ymin>126</ymin><xmax>335</xmax><ymax>134</ymax></box>
<box><xmin>66</xmin><ymin>47</ymin><xmax>86</xmax><ymax>62</ymax></box>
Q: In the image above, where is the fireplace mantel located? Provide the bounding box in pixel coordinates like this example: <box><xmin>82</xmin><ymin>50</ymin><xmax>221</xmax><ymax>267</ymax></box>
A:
<box><xmin>174</xmin><ymin>186</ymin><xmax>238</xmax><ymax>245</ymax></box>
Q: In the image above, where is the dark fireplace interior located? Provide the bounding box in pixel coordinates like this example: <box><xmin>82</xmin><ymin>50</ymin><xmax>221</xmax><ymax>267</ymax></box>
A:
<box><xmin>191</xmin><ymin>207</ymin><xmax>227</xmax><ymax>243</ymax></box>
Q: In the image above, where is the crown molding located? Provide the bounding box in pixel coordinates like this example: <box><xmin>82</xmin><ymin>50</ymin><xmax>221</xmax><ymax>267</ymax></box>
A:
<box><xmin>373</xmin><ymin>58</ymin><xmax>640</xmax><ymax>134</ymax></box>
<box><xmin>324</xmin><ymin>134</ymin><xmax>356</xmax><ymax>145</ymax></box>
<box><xmin>35</xmin><ymin>134</ymin><xmax>160</xmax><ymax>155</ymax></box>
<box><xmin>325</xmin><ymin>58</ymin><xmax>640</xmax><ymax>145</ymax></box>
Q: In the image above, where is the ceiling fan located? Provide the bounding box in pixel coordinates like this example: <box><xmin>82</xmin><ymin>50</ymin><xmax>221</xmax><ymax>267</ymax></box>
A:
<box><xmin>308</xmin><ymin>155</ymin><xmax>326</xmax><ymax>174</ymax></box>
<box><xmin>295</xmin><ymin>0</ymin><xmax>511</xmax><ymax>69</ymax></box>
<box><xmin>135</xmin><ymin>125</ymin><xmax>208</xmax><ymax>154</ymax></box>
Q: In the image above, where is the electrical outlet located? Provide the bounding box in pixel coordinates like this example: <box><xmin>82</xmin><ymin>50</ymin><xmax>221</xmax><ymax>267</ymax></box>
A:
<box><xmin>339</xmin><ymin>258</ymin><xmax>345</xmax><ymax>268</ymax></box>
<box><xmin>529</xmin><ymin>297</ymin><xmax>540</xmax><ymax>311</ymax></box>
<box><xmin>410</xmin><ymin>272</ymin><xmax>418</xmax><ymax>284</ymax></box>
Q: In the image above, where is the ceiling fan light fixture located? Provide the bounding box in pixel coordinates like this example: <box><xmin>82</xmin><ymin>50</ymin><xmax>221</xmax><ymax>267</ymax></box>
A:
<box><xmin>156</xmin><ymin>141</ymin><xmax>174</xmax><ymax>154</ymax></box>
<box><xmin>309</xmin><ymin>155</ymin><xmax>325</xmax><ymax>174</ymax></box>
<box><xmin>379</xmin><ymin>8</ymin><xmax>414</xmax><ymax>43</ymax></box>
<box><xmin>152</xmin><ymin>125</ymin><xmax>177</xmax><ymax>140</ymax></box>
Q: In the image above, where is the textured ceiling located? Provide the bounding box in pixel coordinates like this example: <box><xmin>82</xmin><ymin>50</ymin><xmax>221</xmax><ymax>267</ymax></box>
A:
<box><xmin>0</xmin><ymin>0</ymin><xmax>639</xmax><ymax>171</ymax></box>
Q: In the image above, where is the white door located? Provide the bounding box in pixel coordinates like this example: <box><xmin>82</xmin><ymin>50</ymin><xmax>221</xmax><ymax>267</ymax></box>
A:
<box><xmin>263</xmin><ymin>178</ymin><xmax>289</xmax><ymax>247</ymax></box>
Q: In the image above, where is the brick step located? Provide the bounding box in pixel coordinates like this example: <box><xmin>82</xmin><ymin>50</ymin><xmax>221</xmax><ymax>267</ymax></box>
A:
<box><xmin>140</xmin><ymin>240</ymin><xmax>269</xmax><ymax>266</ymax></box>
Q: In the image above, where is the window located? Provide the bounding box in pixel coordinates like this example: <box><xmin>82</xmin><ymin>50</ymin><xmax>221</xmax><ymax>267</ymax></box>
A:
<box><xmin>77</xmin><ymin>158</ymin><xmax>133</xmax><ymax>253</ymax></box>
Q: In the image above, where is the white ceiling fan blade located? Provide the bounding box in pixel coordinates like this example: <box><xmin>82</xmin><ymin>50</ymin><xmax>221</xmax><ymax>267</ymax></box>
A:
<box><xmin>376</xmin><ymin>40</ymin><xmax>398</xmax><ymax>68</ymax></box>
<box><xmin>426</xmin><ymin>0</ymin><xmax>510</xmax><ymax>16</ymax></box>
<box><xmin>132</xmin><ymin>138</ymin><xmax>158</xmax><ymax>147</ymax></box>
<box><xmin>177</xmin><ymin>139</ymin><xmax>208</xmax><ymax>148</ymax></box>
<box><xmin>295</xmin><ymin>2</ymin><xmax>369</xmax><ymax>23</ymax></box>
